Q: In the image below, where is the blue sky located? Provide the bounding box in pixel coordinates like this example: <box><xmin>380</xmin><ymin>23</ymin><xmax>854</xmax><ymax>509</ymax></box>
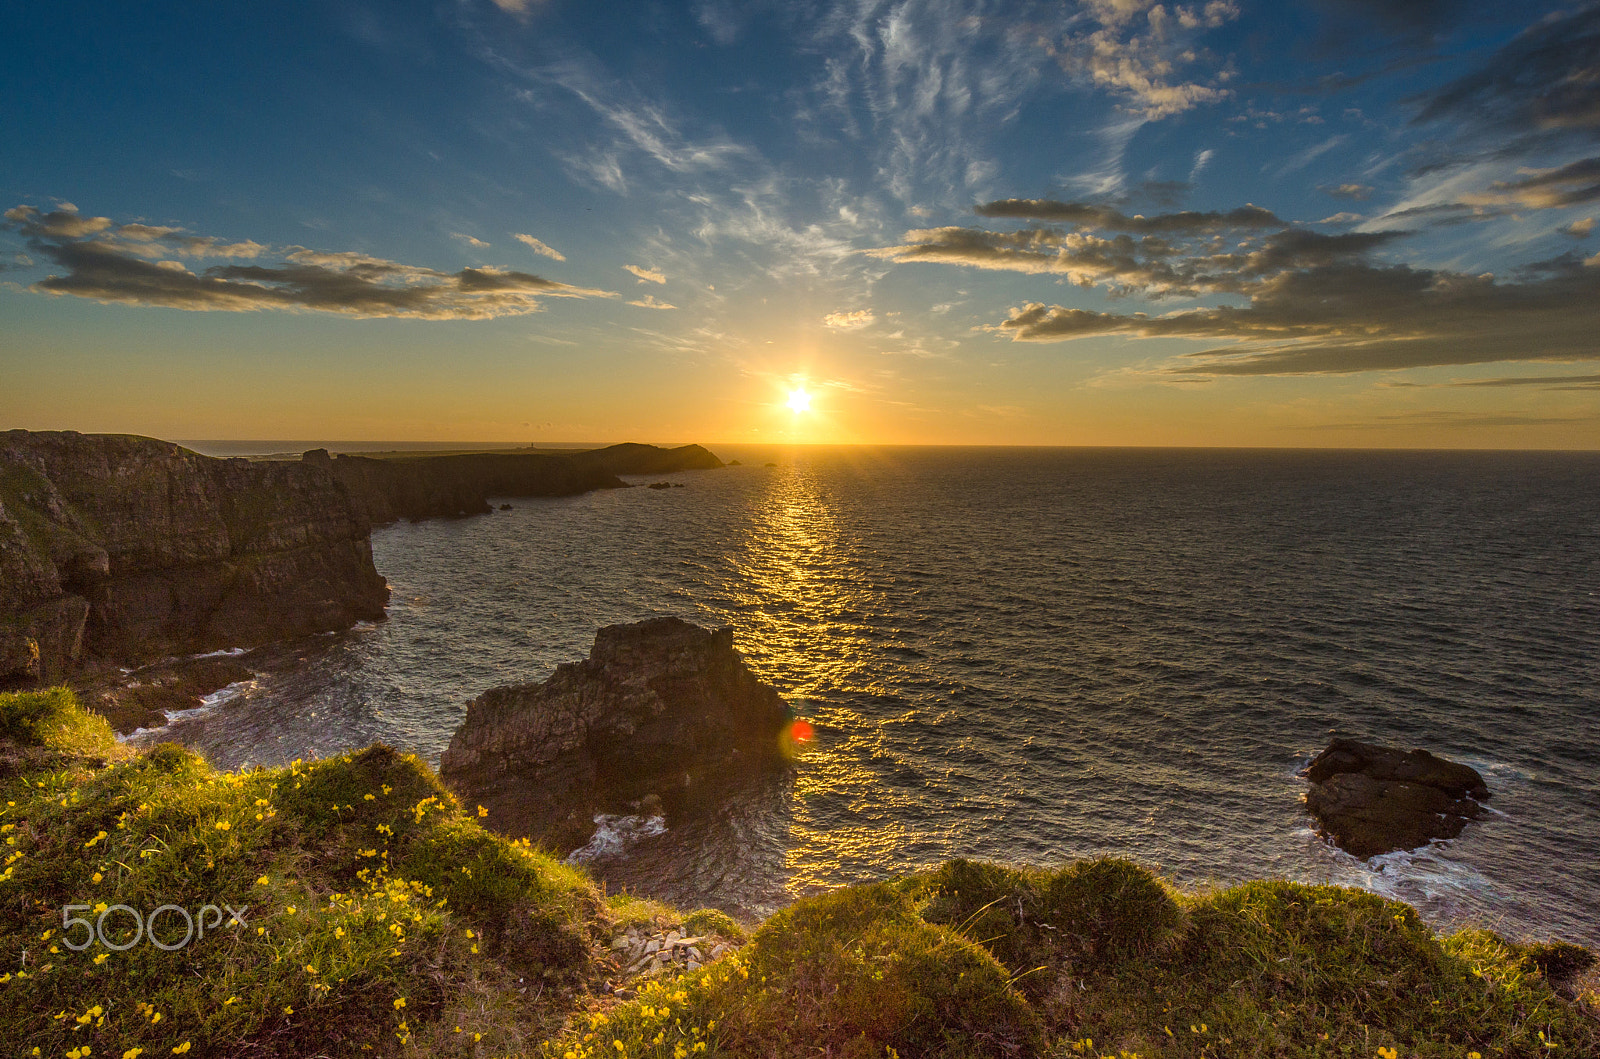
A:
<box><xmin>3</xmin><ymin>0</ymin><xmax>1598</xmax><ymax>446</ymax></box>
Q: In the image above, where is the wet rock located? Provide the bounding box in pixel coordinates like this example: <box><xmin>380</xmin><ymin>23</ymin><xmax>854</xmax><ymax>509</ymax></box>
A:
<box><xmin>440</xmin><ymin>618</ymin><xmax>792</xmax><ymax>850</ymax></box>
<box><xmin>1301</xmin><ymin>738</ymin><xmax>1490</xmax><ymax>859</ymax></box>
<box><xmin>76</xmin><ymin>655</ymin><xmax>257</xmax><ymax>735</ymax></box>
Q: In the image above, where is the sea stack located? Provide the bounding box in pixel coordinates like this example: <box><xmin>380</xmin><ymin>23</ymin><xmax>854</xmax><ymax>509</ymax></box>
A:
<box><xmin>1301</xmin><ymin>737</ymin><xmax>1490</xmax><ymax>859</ymax></box>
<box><xmin>440</xmin><ymin>618</ymin><xmax>791</xmax><ymax>849</ymax></box>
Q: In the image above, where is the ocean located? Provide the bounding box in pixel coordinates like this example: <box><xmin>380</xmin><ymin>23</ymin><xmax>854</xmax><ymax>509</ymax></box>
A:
<box><xmin>139</xmin><ymin>447</ymin><xmax>1600</xmax><ymax>945</ymax></box>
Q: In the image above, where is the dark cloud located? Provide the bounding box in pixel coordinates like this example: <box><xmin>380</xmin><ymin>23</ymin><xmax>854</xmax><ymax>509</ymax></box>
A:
<box><xmin>1414</xmin><ymin>5</ymin><xmax>1600</xmax><ymax>140</ymax></box>
<box><xmin>1469</xmin><ymin>156</ymin><xmax>1600</xmax><ymax>208</ymax></box>
<box><xmin>1240</xmin><ymin>229</ymin><xmax>1405</xmax><ymax>273</ymax></box>
<box><xmin>3</xmin><ymin>204</ymin><xmax>609</xmax><ymax>319</ymax></box>
<box><xmin>997</xmin><ymin>257</ymin><xmax>1600</xmax><ymax>375</ymax></box>
<box><xmin>1322</xmin><ymin>183</ymin><xmax>1373</xmax><ymax>200</ymax></box>
<box><xmin>1308</xmin><ymin>410</ymin><xmax>1593</xmax><ymax>430</ymax></box>
<box><xmin>1451</xmin><ymin>373</ymin><xmax>1600</xmax><ymax>389</ymax></box>
<box><xmin>973</xmin><ymin>199</ymin><xmax>1284</xmax><ymax>232</ymax></box>
<box><xmin>872</xmin><ymin>216</ymin><xmax>1400</xmax><ymax>299</ymax></box>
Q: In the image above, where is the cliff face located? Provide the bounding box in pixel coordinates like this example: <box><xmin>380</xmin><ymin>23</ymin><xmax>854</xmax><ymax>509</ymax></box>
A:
<box><xmin>440</xmin><ymin>617</ymin><xmax>790</xmax><ymax>849</ymax></box>
<box><xmin>0</xmin><ymin>431</ymin><xmax>389</xmax><ymax>684</ymax></box>
<box><xmin>318</xmin><ymin>442</ymin><xmax>723</xmax><ymax>525</ymax></box>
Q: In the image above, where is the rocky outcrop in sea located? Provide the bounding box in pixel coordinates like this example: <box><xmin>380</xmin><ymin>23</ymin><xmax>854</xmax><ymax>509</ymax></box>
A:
<box><xmin>440</xmin><ymin>617</ymin><xmax>791</xmax><ymax>849</ymax></box>
<box><xmin>0</xmin><ymin>430</ymin><xmax>389</xmax><ymax>685</ymax></box>
<box><xmin>1301</xmin><ymin>737</ymin><xmax>1490</xmax><ymax>859</ymax></box>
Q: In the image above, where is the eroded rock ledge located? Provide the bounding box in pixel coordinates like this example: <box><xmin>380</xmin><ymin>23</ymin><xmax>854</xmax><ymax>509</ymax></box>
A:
<box><xmin>440</xmin><ymin>617</ymin><xmax>790</xmax><ymax>850</ymax></box>
<box><xmin>1301</xmin><ymin>737</ymin><xmax>1490</xmax><ymax>859</ymax></box>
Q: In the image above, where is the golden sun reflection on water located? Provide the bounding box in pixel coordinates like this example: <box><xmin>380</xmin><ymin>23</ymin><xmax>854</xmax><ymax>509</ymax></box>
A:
<box><xmin>726</xmin><ymin>459</ymin><xmax>916</xmax><ymax>894</ymax></box>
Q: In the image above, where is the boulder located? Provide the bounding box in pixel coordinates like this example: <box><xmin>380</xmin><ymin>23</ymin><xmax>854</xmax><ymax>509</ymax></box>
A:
<box><xmin>1301</xmin><ymin>738</ymin><xmax>1490</xmax><ymax>859</ymax></box>
<box><xmin>440</xmin><ymin>618</ymin><xmax>790</xmax><ymax>849</ymax></box>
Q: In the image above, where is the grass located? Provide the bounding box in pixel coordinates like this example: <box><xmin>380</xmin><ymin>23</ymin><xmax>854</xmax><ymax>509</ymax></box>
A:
<box><xmin>0</xmin><ymin>688</ymin><xmax>603</xmax><ymax>1058</ymax></box>
<box><xmin>3</xmin><ymin>687</ymin><xmax>1596</xmax><ymax>1059</ymax></box>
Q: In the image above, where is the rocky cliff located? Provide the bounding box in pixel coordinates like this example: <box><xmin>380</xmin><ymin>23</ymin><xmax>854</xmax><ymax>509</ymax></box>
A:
<box><xmin>316</xmin><ymin>442</ymin><xmax>723</xmax><ymax>524</ymax></box>
<box><xmin>0</xmin><ymin>430</ymin><xmax>389</xmax><ymax>684</ymax></box>
<box><xmin>440</xmin><ymin>617</ymin><xmax>790</xmax><ymax>849</ymax></box>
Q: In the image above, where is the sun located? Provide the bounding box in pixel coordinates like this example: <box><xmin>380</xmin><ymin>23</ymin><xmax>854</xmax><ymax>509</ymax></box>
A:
<box><xmin>787</xmin><ymin>388</ymin><xmax>811</xmax><ymax>413</ymax></box>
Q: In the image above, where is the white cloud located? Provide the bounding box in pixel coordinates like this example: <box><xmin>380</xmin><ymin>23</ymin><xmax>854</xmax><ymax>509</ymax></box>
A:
<box><xmin>624</xmin><ymin>264</ymin><xmax>666</xmax><ymax>283</ymax></box>
<box><xmin>823</xmin><ymin>309</ymin><xmax>875</xmax><ymax>329</ymax></box>
<box><xmin>513</xmin><ymin>233</ymin><xmax>565</xmax><ymax>260</ymax></box>
<box><xmin>628</xmin><ymin>294</ymin><xmax>677</xmax><ymax>310</ymax></box>
<box><xmin>454</xmin><ymin>232</ymin><xmax>491</xmax><ymax>248</ymax></box>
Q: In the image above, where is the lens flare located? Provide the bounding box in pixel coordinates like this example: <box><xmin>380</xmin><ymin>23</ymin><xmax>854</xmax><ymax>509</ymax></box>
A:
<box><xmin>780</xmin><ymin>717</ymin><xmax>816</xmax><ymax>758</ymax></box>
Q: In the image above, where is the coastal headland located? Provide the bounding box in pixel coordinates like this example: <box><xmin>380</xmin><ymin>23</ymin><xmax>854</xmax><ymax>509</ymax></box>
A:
<box><xmin>0</xmin><ymin>431</ymin><xmax>722</xmax><ymax>720</ymax></box>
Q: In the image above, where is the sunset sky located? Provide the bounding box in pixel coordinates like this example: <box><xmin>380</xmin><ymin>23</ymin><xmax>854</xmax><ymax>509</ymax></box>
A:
<box><xmin>3</xmin><ymin>0</ymin><xmax>1598</xmax><ymax>448</ymax></box>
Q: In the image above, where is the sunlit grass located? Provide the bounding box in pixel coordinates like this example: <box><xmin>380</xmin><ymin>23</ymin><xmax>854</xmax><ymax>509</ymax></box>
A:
<box><xmin>3</xmin><ymin>686</ymin><xmax>1596</xmax><ymax>1059</ymax></box>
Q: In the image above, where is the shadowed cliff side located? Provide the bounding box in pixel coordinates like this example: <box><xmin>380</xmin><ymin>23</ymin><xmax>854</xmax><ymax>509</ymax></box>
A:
<box><xmin>316</xmin><ymin>442</ymin><xmax>723</xmax><ymax>524</ymax></box>
<box><xmin>0</xmin><ymin>430</ymin><xmax>390</xmax><ymax>685</ymax></box>
<box><xmin>440</xmin><ymin>618</ymin><xmax>790</xmax><ymax>851</ymax></box>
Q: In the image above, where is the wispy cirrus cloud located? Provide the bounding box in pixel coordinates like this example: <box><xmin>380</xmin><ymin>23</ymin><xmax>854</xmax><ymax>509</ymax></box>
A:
<box><xmin>627</xmin><ymin>294</ymin><xmax>676</xmax><ymax>310</ymax></box>
<box><xmin>4</xmin><ymin>204</ymin><xmax>610</xmax><ymax>319</ymax></box>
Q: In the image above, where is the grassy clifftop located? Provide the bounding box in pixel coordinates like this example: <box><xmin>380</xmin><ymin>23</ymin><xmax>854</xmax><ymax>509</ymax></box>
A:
<box><xmin>1</xmin><ymin>688</ymin><xmax>1595</xmax><ymax>1059</ymax></box>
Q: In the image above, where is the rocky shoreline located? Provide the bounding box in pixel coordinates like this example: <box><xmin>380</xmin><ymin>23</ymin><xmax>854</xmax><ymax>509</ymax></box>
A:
<box><xmin>0</xmin><ymin>430</ymin><xmax>723</xmax><ymax>730</ymax></box>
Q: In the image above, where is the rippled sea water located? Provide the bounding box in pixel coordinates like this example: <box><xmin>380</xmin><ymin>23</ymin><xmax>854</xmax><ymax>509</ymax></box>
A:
<box><xmin>144</xmin><ymin>447</ymin><xmax>1600</xmax><ymax>944</ymax></box>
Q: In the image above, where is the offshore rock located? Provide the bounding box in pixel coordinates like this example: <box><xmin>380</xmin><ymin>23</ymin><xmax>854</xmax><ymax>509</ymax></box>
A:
<box><xmin>0</xmin><ymin>430</ymin><xmax>389</xmax><ymax>685</ymax></box>
<box><xmin>440</xmin><ymin>618</ymin><xmax>790</xmax><ymax>850</ymax></box>
<box><xmin>1301</xmin><ymin>737</ymin><xmax>1490</xmax><ymax>859</ymax></box>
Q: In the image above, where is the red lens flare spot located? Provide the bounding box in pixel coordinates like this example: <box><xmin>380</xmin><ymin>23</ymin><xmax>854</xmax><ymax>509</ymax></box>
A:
<box><xmin>790</xmin><ymin>719</ymin><xmax>815</xmax><ymax>742</ymax></box>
